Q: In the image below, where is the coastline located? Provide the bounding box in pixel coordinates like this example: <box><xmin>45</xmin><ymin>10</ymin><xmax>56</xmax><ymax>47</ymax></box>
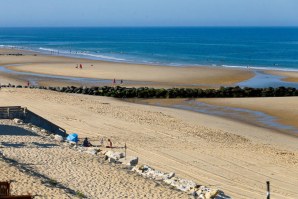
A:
<box><xmin>0</xmin><ymin>48</ymin><xmax>255</xmax><ymax>88</ymax></box>
<box><xmin>1</xmin><ymin>47</ymin><xmax>298</xmax><ymax>89</ymax></box>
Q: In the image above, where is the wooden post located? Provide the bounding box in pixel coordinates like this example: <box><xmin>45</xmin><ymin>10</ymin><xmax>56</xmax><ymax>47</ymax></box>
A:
<box><xmin>125</xmin><ymin>143</ymin><xmax>127</xmax><ymax>160</ymax></box>
<box><xmin>266</xmin><ymin>181</ymin><xmax>270</xmax><ymax>199</ymax></box>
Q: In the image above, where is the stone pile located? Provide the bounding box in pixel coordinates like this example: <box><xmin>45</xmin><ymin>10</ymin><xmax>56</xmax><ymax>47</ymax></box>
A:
<box><xmin>2</xmin><ymin>83</ymin><xmax>298</xmax><ymax>98</ymax></box>
<box><xmin>103</xmin><ymin>150</ymin><xmax>139</xmax><ymax>166</ymax></box>
<box><xmin>132</xmin><ymin>165</ymin><xmax>220</xmax><ymax>199</ymax></box>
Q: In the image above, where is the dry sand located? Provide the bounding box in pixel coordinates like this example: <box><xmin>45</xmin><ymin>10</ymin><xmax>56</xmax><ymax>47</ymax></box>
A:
<box><xmin>0</xmin><ymin>48</ymin><xmax>254</xmax><ymax>88</ymax></box>
<box><xmin>0</xmin><ymin>88</ymin><xmax>298</xmax><ymax>198</ymax></box>
<box><xmin>0</xmin><ymin>120</ymin><xmax>185</xmax><ymax>199</ymax></box>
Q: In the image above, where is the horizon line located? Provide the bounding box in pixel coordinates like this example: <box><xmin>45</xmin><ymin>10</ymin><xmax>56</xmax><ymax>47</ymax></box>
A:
<box><xmin>1</xmin><ymin>25</ymin><xmax>298</xmax><ymax>28</ymax></box>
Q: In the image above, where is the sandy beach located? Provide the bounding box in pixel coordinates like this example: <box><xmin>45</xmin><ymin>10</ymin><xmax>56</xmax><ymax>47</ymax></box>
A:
<box><xmin>0</xmin><ymin>48</ymin><xmax>254</xmax><ymax>88</ymax></box>
<box><xmin>0</xmin><ymin>119</ymin><xmax>186</xmax><ymax>199</ymax></box>
<box><xmin>0</xmin><ymin>88</ymin><xmax>298</xmax><ymax>198</ymax></box>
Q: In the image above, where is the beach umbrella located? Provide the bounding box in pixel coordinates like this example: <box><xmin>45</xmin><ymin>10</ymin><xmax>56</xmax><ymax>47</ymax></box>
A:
<box><xmin>66</xmin><ymin>133</ymin><xmax>79</xmax><ymax>143</ymax></box>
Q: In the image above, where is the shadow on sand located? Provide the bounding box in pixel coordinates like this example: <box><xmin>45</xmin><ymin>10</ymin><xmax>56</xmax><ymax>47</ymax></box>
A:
<box><xmin>0</xmin><ymin>125</ymin><xmax>38</xmax><ymax>136</ymax></box>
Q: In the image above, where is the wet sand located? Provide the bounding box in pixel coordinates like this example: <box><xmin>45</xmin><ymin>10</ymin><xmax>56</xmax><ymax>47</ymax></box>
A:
<box><xmin>266</xmin><ymin>70</ymin><xmax>298</xmax><ymax>83</ymax></box>
<box><xmin>137</xmin><ymin>97</ymin><xmax>298</xmax><ymax>136</ymax></box>
<box><xmin>197</xmin><ymin>97</ymin><xmax>298</xmax><ymax>133</ymax></box>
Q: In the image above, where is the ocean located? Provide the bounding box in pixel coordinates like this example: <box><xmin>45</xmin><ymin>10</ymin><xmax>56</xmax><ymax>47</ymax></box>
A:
<box><xmin>0</xmin><ymin>27</ymin><xmax>298</xmax><ymax>71</ymax></box>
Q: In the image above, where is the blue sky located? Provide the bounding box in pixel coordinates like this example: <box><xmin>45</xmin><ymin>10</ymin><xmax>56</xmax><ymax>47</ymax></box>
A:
<box><xmin>0</xmin><ymin>0</ymin><xmax>297</xmax><ymax>27</ymax></box>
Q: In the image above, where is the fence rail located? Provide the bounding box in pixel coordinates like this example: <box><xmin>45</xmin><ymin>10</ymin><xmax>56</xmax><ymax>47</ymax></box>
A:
<box><xmin>0</xmin><ymin>106</ymin><xmax>66</xmax><ymax>137</ymax></box>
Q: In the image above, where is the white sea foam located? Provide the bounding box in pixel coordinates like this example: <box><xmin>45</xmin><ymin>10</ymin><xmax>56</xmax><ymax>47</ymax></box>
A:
<box><xmin>38</xmin><ymin>47</ymin><xmax>126</xmax><ymax>61</ymax></box>
<box><xmin>39</xmin><ymin>47</ymin><xmax>59</xmax><ymax>52</ymax></box>
<box><xmin>222</xmin><ymin>64</ymin><xmax>298</xmax><ymax>72</ymax></box>
<box><xmin>77</xmin><ymin>52</ymin><xmax>126</xmax><ymax>61</ymax></box>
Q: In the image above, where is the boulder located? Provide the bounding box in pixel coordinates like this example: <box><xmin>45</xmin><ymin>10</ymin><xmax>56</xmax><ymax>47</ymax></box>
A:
<box><xmin>108</xmin><ymin>157</ymin><xmax>117</xmax><ymax>163</ymax></box>
<box><xmin>119</xmin><ymin>156</ymin><xmax>139</xmax><ymax>166</ymax></box>
<box><xmin>54</xmin><ymin>134</ymin><xmax>64</xmax><ymax>142</ymax></box>
<box><xmin>13</xmin><ymin>118</ymin><xmax>22</xmax><ymax>124</ymax></box>
<box><xmin>166</xmin><ymin>172</ymin><xmax>175</xmax><ymax>179</ymax></box>
<box><xmin>31</xmin><ymin>127</ymin><xmax>39</xmax><ymax>132</ymax></box>
<box><xmin>205</xmin><ymin>189</ymin><xmax>219</xmax><ymax>199</ymax></box>
<box><xmin>113</xmin><ymin>152</ymin><xmax>124</xmax><ymax>159</ymax></box>
<box><xmin>105</xmin><ymin>151</ymin><xmax>124</xmax><ymax>161</ymax></box>
<box><xmin>86</xmin><ymin>149</ymin><xmax>98</xmax><ymax>155</ymax></box>
<box><xmin>105</xmin><ymin>151</ymin><xmax>114</xmax><ymax>158</ymax></box>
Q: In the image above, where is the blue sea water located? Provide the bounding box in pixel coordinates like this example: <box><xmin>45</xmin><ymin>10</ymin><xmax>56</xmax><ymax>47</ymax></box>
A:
<box><xmin>0</xmin><ymin>27</ymin><xmax>298</xmax><ymax>71</ymax></box>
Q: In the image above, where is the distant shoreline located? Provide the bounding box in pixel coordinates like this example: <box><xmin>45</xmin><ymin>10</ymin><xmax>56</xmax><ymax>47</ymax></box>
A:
<box><xmin>0</xmin><ymin>48</ymin><xmax>255</xmax><ymax>88</ymax></box>
<box><xmin>1</xmin><ymin>45</ymin><xmax>298</xmax><ymax>73</ymax></box>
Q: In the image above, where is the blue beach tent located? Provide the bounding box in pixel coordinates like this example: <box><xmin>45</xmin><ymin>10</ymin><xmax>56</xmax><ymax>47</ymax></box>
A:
<box><xmin>66</xmin><ymin>133</ymin><xmax>79</xmax><ymax>143</ymax></box>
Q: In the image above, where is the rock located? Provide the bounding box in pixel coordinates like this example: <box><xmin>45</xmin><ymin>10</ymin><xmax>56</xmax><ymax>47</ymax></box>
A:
<box><xmin>113</xmin><ymin>152</ymin><xmax>124</xmax><ymax>159</ymax></box>
<box><xmin>205</xmin><ymin>189</ymin><xmax>219</xmax><ymax>199</ymax></box>
<box><xmin>128</xmin><ymin>156</ymin><xmax>138</xmax><ymax>166</ymax></box>
<box><xmin>13</xmin><ymin>118</ymin><xmax>22</xmax><ymax>124</ymax></box>
<box><xmin>54</xmin><ymin>134</ymin><xmax>64</xmax><ymax>142</ymax></box>
<box><xmin>119</xmin><ymin>156</ymin><xmax>139</xmax><ymax>166</ymax></box>
<box><xmin>105</xmin><ymin>151</ymin><xmax>124</xmax><ymax>162</ymax></box>
<box><xmin>85</xmin><ymin>147</ymin><xmax>100</xmax><ymax>155</ymax></box>
<box><xmin>166</xmin><ymin>172</ymin><xmax>175</xmax><ymax>179</ymax></box>
<box><xmin>105</xmin><ymin>151</ymin><xmax>114</xmax><ymax>158</ymax></box>
<box><xmin>31</xmin><ymin>127</ymin><xmax>39</xmax><ymax>132</ymax></box>
<box><xmin>86</xmin><ymin>149</ymin><xmax>98</xmax><ymax>155</ymax></box>
<box><xmin>68</xmin><ymin>141</ymin><xmax>77</xmax><ymax>146</ymax></box>
<box><xmin>108</xmin><ymin>157</ymin><xmax>117</xmax><ymax>163</ymax></box>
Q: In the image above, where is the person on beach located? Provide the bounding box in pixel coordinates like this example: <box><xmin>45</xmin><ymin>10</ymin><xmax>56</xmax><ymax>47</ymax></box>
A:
<box><xmin>120</xmin><ymin>80</ymin><xmax>123</xmax><ymax>85</ymax></box>
<box><xmin>27</xmin><ymin>81</ymin><xmax>30</xmax><ymax>87</ymax></box>
<box><xmin>79</xmin><ymin>64</ymin><xmax>83</xmax><ymax>69</ymax></box>
<box><xmin>83</xmin><ymin>137</ymin><xmax>92</xmax><ymax>147</ymax></box>
<box><xmin>106</xmin><ymin>139</ymin><xmax>113</xmax><ymax>148</ymax></box>
<box><xmin>76</xmin><ymin>64</ymin><xmax>78</xmax><ymax>69</ymax></box>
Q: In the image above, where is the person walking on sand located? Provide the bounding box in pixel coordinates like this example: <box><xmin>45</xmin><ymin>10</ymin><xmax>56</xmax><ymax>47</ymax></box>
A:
<box><xmin>27</xmin><ymin>81</ymin><xmax>30</xmax><ymax>87</ymax></box>
<box><xmin>113</xmin><ymin>78</ymin><xmax>116</xmax><ymax>85</ymax></box>
<box><xmin>120</xmin><ymin>80</ymin><xmax>123</xmax><ymax>85</ymax></box>
<box><xmin>79</xmin><ymin>64</ymin><xmax>83</xmax><ymax>69</ymax></box>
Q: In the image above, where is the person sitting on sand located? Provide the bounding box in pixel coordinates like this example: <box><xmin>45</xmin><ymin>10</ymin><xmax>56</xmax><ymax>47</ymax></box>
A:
<box><xmin>83</xmin><ymin>137</ymin><xmax>92</xmax><ymax>147</ymax></box>
<box><xmin>106</xmin><ymin>139</ymin><xmax>113</xmax><ymax>148</ymax></box>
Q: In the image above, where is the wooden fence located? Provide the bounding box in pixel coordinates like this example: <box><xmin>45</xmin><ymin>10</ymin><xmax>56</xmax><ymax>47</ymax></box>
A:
<box><xmin>0</xmin><ymin>106</ymin><xmax>66</xmax><ymax>137</ymax></box>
